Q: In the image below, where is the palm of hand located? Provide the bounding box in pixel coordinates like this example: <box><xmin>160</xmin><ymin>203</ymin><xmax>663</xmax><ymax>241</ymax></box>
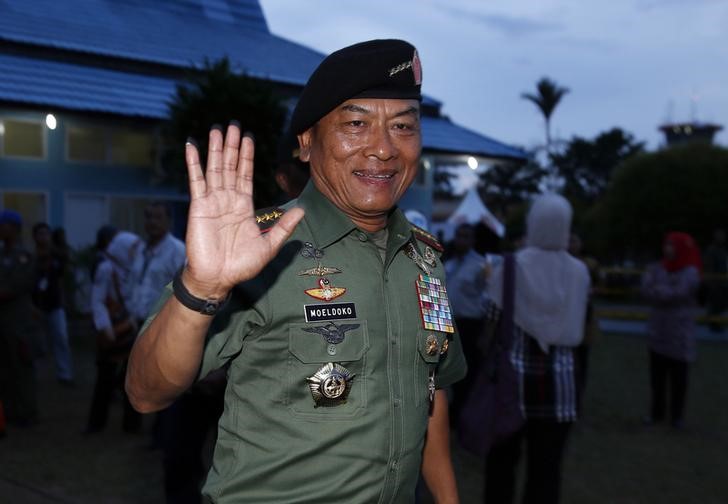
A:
<box><xmin>183</xmin><ymin>125</ymin><xmax>304</xmax><ymax>298</ymax></box>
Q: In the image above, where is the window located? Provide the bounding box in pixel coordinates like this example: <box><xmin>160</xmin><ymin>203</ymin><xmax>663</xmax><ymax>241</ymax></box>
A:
<box><xmin>0</xmin><ymin>119</ymin><xmax>45</xmax><ymax>158</ymax></box>
<box><xmin>111</xmin><ymin>130</ymin><xmax>154</xmax><ymax>167</ymax></box>
<box><xmin>67</xmin><ymin>126</ymin><xmax>106</xmax><ymax>162</ymax></box>
<box><xmin>66</xmin><ymin>122</ymin><xmax>155</xmax><ymax>167</ymax></box>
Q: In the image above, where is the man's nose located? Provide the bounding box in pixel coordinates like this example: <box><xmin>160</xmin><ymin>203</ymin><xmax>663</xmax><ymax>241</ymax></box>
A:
<box><xmin>364</xmin><ymin>124</ymin><xmax>396</xmax><ymax>161</ymax></box>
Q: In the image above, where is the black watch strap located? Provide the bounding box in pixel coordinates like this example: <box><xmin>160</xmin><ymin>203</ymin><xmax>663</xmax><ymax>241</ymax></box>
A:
<box><xmin>172</xmin><ymin>269</ymin><xmax>230</xmax><ymax>316</ymax></box>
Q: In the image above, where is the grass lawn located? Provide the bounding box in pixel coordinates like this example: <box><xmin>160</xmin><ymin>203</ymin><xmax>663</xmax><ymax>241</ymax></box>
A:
<box><xmin>449</xmin><ymin>331</ymin><xmax>728</xmax><ymax>503</ymax></box>
<box><xmin>560</xmin><ymin>332</ymin><xmax>728</xmax><ymax>504</ymax></box>
<box><xmin>1</xmin><ymin>320</ymin><xmax>726</xmax><ymax>503</ymax></box>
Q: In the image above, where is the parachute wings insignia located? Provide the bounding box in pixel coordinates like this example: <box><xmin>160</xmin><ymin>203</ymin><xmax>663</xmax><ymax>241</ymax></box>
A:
<box><xmin>255</xmin><ymin>207</ymin><xmax>286</xmax><ymax>234</ymax></box>
<box><xmin>411</xmin><ymin>225</ymin><xmax>444</xmax><ymax>253</ymax></box>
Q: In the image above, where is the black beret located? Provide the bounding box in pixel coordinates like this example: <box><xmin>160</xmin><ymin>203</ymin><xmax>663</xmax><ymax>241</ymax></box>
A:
<box><xmin>290</xmin><ymin>39</ymin><xmax>422</xmax><ymax>135</ymax></box>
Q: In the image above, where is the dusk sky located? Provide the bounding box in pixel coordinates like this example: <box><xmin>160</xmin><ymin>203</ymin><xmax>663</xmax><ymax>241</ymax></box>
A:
<box><xmin>260</xmin><ymin>0</ymin><xmax>728</xmax><ymax>152</ymax></box>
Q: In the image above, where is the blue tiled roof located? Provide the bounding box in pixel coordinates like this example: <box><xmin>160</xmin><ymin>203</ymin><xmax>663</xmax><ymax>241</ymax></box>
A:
<box><xmin>0</xmin><ymin>53</ymin><xmax>525</xmax><ymax>159</ymax></box>
<box><xmin>421</xmin><ymin>116</ymin><xmax>527</xmax><ymax>160</ymax></box>
<box><xmin>0</xmin><ymin>0</ymin><xmax>324</xmax><ymax>86</ymax></box>
<box><xmin>0</xmin><ymin>54</ymin><xmax>175</xmax><ymax>118</ymax></box>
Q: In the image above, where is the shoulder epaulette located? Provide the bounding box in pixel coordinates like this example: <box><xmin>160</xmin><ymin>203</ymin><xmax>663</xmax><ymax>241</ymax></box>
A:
<box><xmin>255</xmin><ymin>207</ymin><xmax>286</xmax><ymax>234</ymax></box>
<box><xmin>411</xmin><ymin>225</ymin><xmax>444</xmax><ymax>253</ymax></box>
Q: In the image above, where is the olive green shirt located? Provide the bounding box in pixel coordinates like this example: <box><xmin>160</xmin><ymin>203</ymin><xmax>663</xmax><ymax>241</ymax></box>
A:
<box><xmin>157</xmin><ymin>183</ymin><xmax>467</xmax><ymax>503</ymax></box>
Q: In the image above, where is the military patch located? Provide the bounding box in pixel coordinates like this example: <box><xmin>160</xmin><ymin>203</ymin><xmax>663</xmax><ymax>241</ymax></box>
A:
<box><xmin>415</xmin><ymin>274</ymin><xmax>455</xmax><ymax>334</ymax></box>
<box><xmin>307</xmin><ymin>362</ymin><xmax>355</xmax><ymax>407</ymax></box>
<box><xmin>302</xmin><ymin>322</ymin><xmax>360</xmax><ymax>345</ymax></box>
<box><xmin>304</xmin><ymin>302</ymin><xmax>357</xmax><ymax>322</ymax></box>
<box><xmin>411</xmin><ymin>226</ymin><xmax>444</xmax><ymax>253</ymax></box>
<box><xmin>255</xmin><ymin>207</ymin><xmax>286</xmax><ymax>234</ymax></box>
<box><xmin>405</xmin><ymin>242</ymin><xmax>430</xmax><ymax>275</ymax></box>
<box><xmin>423</xmin><ymin>247</ymin><xmax>437</xmax><ymax>268</ymax></box>
<box><xmin>300</xmin><ymin>241</ymin><xmax>324</xmax><ymax>260</ymax></box>
<box><xmin>305</xmin><ymin>277</ymin><xmax>346</xmax><ymax>301</ymax></box>
<box><xmin>440</xmin><ymin>338</ymin><xmax>449</xmax><ymax>355</ymax></box>
<box><xmin>297</xmin><ymin>265</ymin><xmax>341</xmax><ymax>277</ymax></box>
<box><xmin>425</xmin><ymin>334</ymin><xmax>439</xmax><ymax>356</ymax></box>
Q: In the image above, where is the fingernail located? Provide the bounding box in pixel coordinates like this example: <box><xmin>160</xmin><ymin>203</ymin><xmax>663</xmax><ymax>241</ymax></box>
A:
<box><xmin>229</xmin><ymin>120</ymin><xmax>241</xmax><ymax>129</ymax></box>
<box><xmin>211</xmin><ymin>124</ymin><xmax>223</xmax><ymax>133</ymax></box>
<box><xmin>243</xmin><ymin>131</ymin><xmax>255</xmax><ymax>141</ymax></box>
<box><xmin>185</xmin><ymin>137</ymin><xmax>199</xmax><ymax>148</ymax></box>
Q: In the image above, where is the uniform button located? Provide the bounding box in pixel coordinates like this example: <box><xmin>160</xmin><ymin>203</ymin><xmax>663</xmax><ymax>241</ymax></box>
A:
<box><xmin>393</xmin><ymin>398</ymin><xmax>401</xmax><ymax>407</ymax></box>
<box><xmin>390</xmin><ymin>338</ymin><xmax>397</xmax><ymax>345</ymax></box>
<box><xmin>357</xmin><ymin>232</ymin><xmax>368</xmax><ymax>242</ymax></box>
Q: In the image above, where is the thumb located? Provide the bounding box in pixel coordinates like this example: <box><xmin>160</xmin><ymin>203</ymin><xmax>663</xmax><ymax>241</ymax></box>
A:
<box><xmin>264</xmin><ymin>207</ymin><xmax>305</xmax><ymax>254</ymax></box>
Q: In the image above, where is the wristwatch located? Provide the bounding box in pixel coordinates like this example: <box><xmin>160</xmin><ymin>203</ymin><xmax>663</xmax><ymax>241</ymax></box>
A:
<box><xmin>172</xmin><ymin>269</ymin><xmax>230</xmax><ymax>316</ymax></box>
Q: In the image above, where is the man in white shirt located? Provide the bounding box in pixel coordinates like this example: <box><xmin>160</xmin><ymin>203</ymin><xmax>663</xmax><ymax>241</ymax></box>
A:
<box><xmin>131</xmin><ymin>202</ymin><xmax>186</xmax><ymax>322</ymax></box>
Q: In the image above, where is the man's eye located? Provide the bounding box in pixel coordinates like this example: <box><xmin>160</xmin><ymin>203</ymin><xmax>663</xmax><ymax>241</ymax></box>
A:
<box><xmin>394</xmin><ymin>122</ymin><xmax>418</xmax><ymax>131</ymax></box>
<box><xmin>347</xmin><ymin>120</ymin><xmax>365</xmax><ymax>127</ymax></box>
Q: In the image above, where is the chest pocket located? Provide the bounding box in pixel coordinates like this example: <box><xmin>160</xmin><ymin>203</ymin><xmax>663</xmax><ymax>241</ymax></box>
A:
<box><xmin>413</xmin><ymin>330</ymin><xmax>444</xmax><ymax>407</ymax></box>
<box><xmin>286</xmin><ymin>320</ymin><xmax>369</xmax><ymax>419</ymax></box>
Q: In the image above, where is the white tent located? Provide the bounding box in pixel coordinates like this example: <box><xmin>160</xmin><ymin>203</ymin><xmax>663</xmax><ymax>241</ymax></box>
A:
<box><xmin>435</xmin><ymin>187</ymin><xmax>505</xmax><ymax>241</ymax></box>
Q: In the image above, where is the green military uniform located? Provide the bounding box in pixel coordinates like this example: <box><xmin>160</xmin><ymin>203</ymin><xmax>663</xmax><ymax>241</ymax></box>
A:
<box><xmin>0</xmin><ymin>244</ymin><xmax>41</xmax><ymax>424</ymax></box>
<box><xmin>151</xmin><ymin>183</ymin><xmax>467</xmax><ymax>502</ymax></box>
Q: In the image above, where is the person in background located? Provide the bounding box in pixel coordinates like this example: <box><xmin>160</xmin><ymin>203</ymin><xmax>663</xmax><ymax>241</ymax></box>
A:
<box><xmin>702</xmin><ymin>228</ymin><xmax>727</xmax><ymax>332</ymax></box>
<box><xmin>84</xmin><ymin>228</ymin><xmax>143</xmax><ymax>434</ymax></box>
<box><xmin>641</xmin><ymin>231</ymin><xmax>701</xmax><ymax>430</ymax></box>
<box><xmin>445</xmin><ymin>222</ymin><xmax>489</xmax><ymax>423</ymax></box>
<box><xmin>130</xmin><ymin>202</ymin><xmax>186</xmax><ymax>323</ymax></box>
<box><xmin>32</xmin><ymin>222</ymin><xmax>74</xmax><ymax>386</ymax></box>
<box><xmin>484</xmin><ymin>194</ymin><xmax>590</xmax><ymax>504</ymax></box>
<box><xmin>0</xmin><ymin>210</ymin><xmax>42</xmax><ymax>427</ymax></box>
<box><xmin>273</xmin><ymin>130</ymin><xmax>310</xmax><ymax>204</ymax></box>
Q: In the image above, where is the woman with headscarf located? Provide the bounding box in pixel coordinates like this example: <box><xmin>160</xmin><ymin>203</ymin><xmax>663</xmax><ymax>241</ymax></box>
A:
<box><xmin>85</xmin><ymin>229</ymin><xmax>143</xmax><ymax>434</ymax></box>
<box><xmin>483</xmin><ymin>194</ymin><xmax>590</xmax><ymax>504</ymax></box>
<box><xmin>641</xmin><ymin>232</ymin><xmax>701</xmax><ymax>429</ymax></box>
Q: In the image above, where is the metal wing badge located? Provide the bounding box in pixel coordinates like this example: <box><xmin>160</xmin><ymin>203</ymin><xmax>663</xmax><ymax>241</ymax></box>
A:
<box><xmin>302</xmin><ymin>322</ymin><xmax>360</xmax><ymax>344</ymax></box>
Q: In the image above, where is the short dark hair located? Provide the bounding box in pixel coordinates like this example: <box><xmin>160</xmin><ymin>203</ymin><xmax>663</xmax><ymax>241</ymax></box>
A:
<box><xmin>145</xmin><ymin>200</ymin><xmax>172</xmax><ymax>219</ymax></box>
<box><xmin>32</xmin><ymin>222</ymin><xmax>51</xmax><ymax>235</ymax></box>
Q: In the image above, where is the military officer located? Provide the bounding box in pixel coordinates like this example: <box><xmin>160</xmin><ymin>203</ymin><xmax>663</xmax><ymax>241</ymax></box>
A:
<box><xmin>126</xmin><ymin>39</ymin><xmax>466</xmax><ymax>503</ymax></box>
<box><xmin>0</xmin><ymin>210</ymin><xmax>41</xmax><ymax>426</ymax></box>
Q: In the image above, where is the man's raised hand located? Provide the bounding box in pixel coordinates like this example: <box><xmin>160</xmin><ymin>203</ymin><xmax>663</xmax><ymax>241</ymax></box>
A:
<box><xmin>182</xmin><ymin>123</ymin><xmax>304</xmax><ymax>299</ymax></box>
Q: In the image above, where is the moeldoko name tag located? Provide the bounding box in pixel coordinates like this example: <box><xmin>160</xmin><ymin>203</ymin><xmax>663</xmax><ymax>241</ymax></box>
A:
<box><xmin>304</xmin><ymin>302</ymin><xmax>357</xmax><ymax>323</ymax></box>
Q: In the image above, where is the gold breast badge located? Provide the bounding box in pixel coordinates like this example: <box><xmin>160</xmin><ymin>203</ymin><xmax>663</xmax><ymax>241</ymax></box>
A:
<box><xmin>306</xmin><ymin>362</ymin><xmax>355</xmax><ymax>407</ymax></box>
<box><xmin>305</xmin><ymin>277</ymin><xmax>346</xmax><ymax>302</ymax></box>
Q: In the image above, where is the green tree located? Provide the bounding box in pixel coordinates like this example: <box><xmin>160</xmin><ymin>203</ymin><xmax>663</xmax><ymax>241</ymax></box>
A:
<box><xmin>521</xmin><ymin>77</ymin><xmax>570</xmax><ymax>151</ymax></box>
<box><xmin>552</xmin><ymin>128</ymin><xmax>644</xmax><ymax>204</ymax></box>
<box><xmin>479</xmin><ymin>158</ymin><xmax>546</xmax><ymax>215</ymax></box>
<box><xmin>589</xmin><ymin>143</ymin><xmax>728</xmax><ymax>261</ymax></box>
<box><xmin>160</xmin><ymin>58</ymin><xmax>287</xmax><ymax>208</ymax></box>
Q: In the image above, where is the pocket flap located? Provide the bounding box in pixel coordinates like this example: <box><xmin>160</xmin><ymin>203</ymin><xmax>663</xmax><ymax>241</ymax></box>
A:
<box><xmin>289</xmin><ymin>320</ymin><xmax>368</xmax><ymax>363</ymax></box>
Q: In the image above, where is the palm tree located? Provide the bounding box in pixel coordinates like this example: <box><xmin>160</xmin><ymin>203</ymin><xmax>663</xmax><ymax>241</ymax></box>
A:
<box><xmin>521</xmin><ymin>77</ymin><xmax>570</xmax><ymax>152</ymax></box>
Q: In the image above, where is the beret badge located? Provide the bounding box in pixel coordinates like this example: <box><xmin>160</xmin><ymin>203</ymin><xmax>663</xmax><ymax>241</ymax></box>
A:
<box><xmin>388</xmin><ymin>49</ymin><xmax>422</xmax><ymax>86</ymax></box>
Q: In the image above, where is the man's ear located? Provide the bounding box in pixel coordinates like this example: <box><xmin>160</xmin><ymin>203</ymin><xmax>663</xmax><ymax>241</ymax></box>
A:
<box><xmin>297</xmin><ymin>130</ymin><xmax>312</xmax><ymax>162</ymax></box>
